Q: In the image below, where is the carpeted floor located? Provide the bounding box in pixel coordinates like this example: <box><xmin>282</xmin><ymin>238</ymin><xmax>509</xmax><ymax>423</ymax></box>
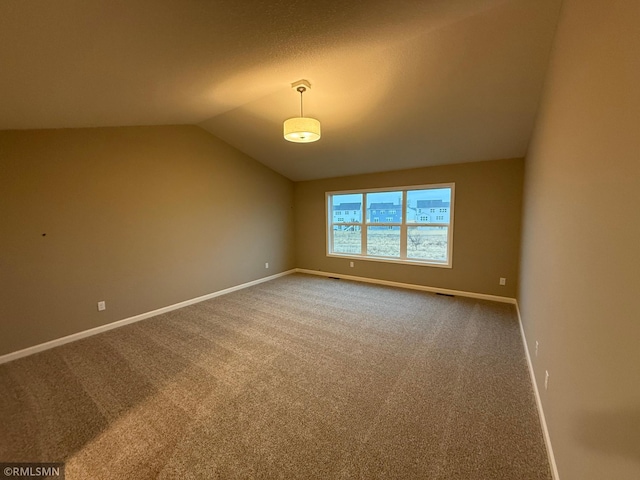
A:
<box><xmin>0</xmin><ymin>273</ymin><xmax>551</xmax><ymax>479</ymax></box>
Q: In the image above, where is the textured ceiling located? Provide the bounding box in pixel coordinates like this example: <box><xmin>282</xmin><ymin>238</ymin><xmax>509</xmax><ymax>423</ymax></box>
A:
<box><xmin>0</xmin><ymin>0</ymin><xmax>561</xmax><ymax>181</ymax></box>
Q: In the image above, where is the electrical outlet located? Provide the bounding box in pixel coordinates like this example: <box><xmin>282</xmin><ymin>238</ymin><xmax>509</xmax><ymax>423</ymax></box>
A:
<box><xmin>97</xmin><ymin>301</ymin><xmax>106</xmax><ymax>311</ymax></box>
<box><xmin>545</xmin><ymin>370</ymin><xmax>549</xmax><ymax>390</ymax></box>
<box><xmin>499</xmin><ymin>277</ymin><xmax>506</xmax><ymax>286</ymax></box>
<box><xmin>535</xmin><ymin>341</ymin><xmax>539</xmax><ymax>357</ymax></box>
<box><xmin>265</xmin><ymin>262</ymin><xmax>269</xmax><ymax>269</ymax></box>
<box><xmin>349</xmin><ymin>261</ymin><xmax>354</xmax><ymax>268</ymax></box>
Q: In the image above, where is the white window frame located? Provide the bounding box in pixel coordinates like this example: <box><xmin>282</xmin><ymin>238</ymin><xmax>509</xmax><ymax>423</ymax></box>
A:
<box><xmin>326</xmin><ymin>183</ymin><xmax>455</xmax><ymax>268</ymax></box>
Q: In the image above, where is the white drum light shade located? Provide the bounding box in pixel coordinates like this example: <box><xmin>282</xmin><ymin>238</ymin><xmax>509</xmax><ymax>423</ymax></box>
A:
<box><xmin>283</xmin><ymin>117</ymin><xmax>321</xmax><ymax>143</ymax></box>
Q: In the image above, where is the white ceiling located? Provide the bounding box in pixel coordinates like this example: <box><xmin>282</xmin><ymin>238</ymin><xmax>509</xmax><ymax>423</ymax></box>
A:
<box><xmin>0</xmin><ymin>0</ymin><xmax>561</xmax><ymax>181</ymax></box>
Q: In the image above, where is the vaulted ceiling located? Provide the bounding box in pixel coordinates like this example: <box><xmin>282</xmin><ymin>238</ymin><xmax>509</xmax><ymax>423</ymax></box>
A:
<box><xmin>0</xmin><ymin>0</ymin><xmax>561</xmax><ymax>180</ymax></box>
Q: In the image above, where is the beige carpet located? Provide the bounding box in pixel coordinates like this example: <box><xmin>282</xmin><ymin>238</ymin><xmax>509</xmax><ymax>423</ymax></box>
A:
<box><xmin>0</xmin><ymin>273</ymin><xmax>551</xmax><ymax>479</ymax></box>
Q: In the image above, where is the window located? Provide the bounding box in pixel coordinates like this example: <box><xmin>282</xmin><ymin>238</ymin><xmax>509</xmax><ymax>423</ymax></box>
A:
<box><xmin>327</xmin><ymin>184</ymin><xmax>454</xmax><ymax>267</ymax></box>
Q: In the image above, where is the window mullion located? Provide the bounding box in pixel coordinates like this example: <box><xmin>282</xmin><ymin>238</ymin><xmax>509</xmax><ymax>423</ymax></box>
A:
<box><xmin>362</xmin><ymin>193</ymin><xmax>368</xmax><ymax>255</ymax></box>
<box><xmin>400</xmin><ymin>190</ymin><xmax>407</xmax><ymax>259</ymax></box>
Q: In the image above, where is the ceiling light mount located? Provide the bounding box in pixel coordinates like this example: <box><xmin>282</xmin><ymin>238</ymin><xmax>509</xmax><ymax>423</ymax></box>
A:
<box><xmin>284</xmin><ymin>79</ymin><xmax>321</xmax><ymax>143</ymax></box>
<box><xmin>291</xmin><ymin>79</ymin><xmax>312</xmax><ymax>91</ymax></box>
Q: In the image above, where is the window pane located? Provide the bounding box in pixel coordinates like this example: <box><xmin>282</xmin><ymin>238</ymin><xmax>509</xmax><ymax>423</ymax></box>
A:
<box><xmin>366</xmin><ymin>191</ymin><xmax>402</xmax><ymax>223</ymax></box>
<box><xmin>332</xmin><ymin>193</ymin><xmax>362</xmax><ymax>223</ymax></box>
<box><xmin>407</xmin><ymin>188</ymin><xmax>451</xmax><ymax>224</ymax></box>
<box><xmin>367</xmin><ymin>226</ymin><xmax>400</xmax><ymax>257</ymax></box>
<box><xmin>407</xmin><ymin>226</ymin><xmax>448</xmax><ymax>261</ymax></box>
<box><xmin>332</xmin><ymin>226</ymin><xmax>362</xmax><ymax>254</ymax></box>
<box><xmin>328</xmin><ymin>184</ymin><xmax>453</xmax><ymax>267</ymax></box>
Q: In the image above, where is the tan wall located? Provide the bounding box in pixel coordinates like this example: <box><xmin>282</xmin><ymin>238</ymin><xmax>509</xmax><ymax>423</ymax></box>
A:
<box><xmin>519</xmin><ymin>0</ymin><xmax>640</xmax><ymax>478</ymax></box>
<box><xmin>0</xmin><ymin>126</ymin><xmax>295</xmax><ymax>356</ymax></box>
<box><xmin>294</xmin><ymin>158</ymin><xmax>524</xmax><ymax>297</ymax></box>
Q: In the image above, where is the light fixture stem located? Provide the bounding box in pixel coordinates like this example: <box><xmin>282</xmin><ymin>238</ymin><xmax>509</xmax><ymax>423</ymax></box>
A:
<box><xmin>297</xmin><ymin>86</ymin><xmax>306</xmax><ymax>117</ymax></box>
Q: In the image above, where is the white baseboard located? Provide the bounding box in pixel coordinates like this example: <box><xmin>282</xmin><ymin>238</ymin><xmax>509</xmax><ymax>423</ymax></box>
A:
<box><xmin>295</xmin><ymin>268</ymin><xmax>517</xmax><ymax>304</ymax></box>
<box><xmin>515</xmin><ymin>302</ymin><xmax>560</xmax><ymax>480</ymax></box>
<box><xmin>0</xmin><ymin>270</ymin><xmax>296</xmax><ymax>365</ymax></box>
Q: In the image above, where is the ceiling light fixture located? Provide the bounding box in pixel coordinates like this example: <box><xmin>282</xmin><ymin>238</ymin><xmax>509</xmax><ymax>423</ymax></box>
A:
<box><xmin>283</xmin><ymin>80</ymin><xmax>321</xmax><ymax>143</ymax></box>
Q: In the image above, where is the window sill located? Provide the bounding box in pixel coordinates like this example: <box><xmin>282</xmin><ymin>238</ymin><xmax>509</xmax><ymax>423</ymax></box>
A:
<box><xmin>326</xmin><ymin>253</ymin><xmax>452</xmax><ymax>269</ymax></box>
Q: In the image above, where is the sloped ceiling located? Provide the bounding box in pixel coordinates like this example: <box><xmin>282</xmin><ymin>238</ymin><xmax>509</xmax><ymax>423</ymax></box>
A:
<box><xmin>0</xmin><ymin>0</ymin><xmax>561</xmax><ymax>181</ymax></box>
